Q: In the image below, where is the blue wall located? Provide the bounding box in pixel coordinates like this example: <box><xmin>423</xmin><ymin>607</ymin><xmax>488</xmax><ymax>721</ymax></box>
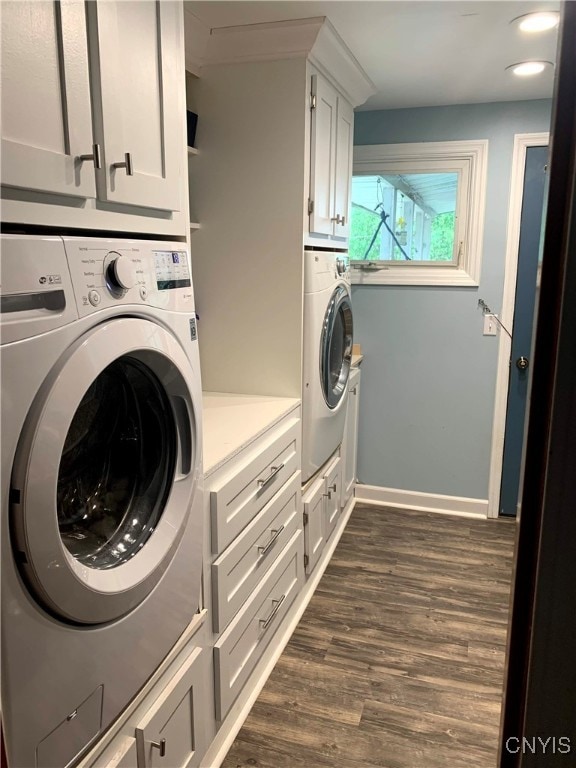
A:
<box><xmin>353</xmin><ymin>100</ymin><xmax>551</xmax><ymax>500</ymax></box>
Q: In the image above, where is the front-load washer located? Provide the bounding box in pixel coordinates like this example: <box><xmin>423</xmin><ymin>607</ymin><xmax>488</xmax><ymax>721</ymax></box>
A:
<box><xmin>1</xmin><ymin>235</ymin><xmax>204</xmax><ymax>768</ymax></box>
<box><xmin>302</xmin><ymin>250</ymin><xmax>353</xmax><ymax>483</ymax></box>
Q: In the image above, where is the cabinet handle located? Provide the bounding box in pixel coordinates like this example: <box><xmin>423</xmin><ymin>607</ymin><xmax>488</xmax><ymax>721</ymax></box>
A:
<box><xmin>259</xmin><ymin>594</ymin><xmax>286</xmax><ymax>631</ymax></box>
<box><xmin>331</xmin><ymin>214</ymin><xmax>343</xmax><ymax>224</ymax></box>
<box><xmin>112</xmin><ymin>152</ymin><xmax>134</xmax><ymax>176</ymax></box>
<box><xmin>340</xmin><ymin>215</ymin><xmax>346</xmax><ymax>226</ymax></box>
<box><xmin>78</xmin><ymin>144</ymin><xmax>102</xmax><ymax>170</ymax></box>
<box><xmin>150</xmin><ymin>738</ymin><xmax>166</xmax><ymax>757</ymax></box>
<box><xmin>258</xmin><ymin>525</ymin><xmax>285</xmax><ymax>557</ymax></box>
<box><xmin>328</xmin><ymin>483</ymin><xmax>337</xmax><ymax>493</ymax></box>
<box><xmin>351</xmin><ymin>387</ymin><xmax>358</xmax><ymax>395</ymax></box>
<box><xmin>257</xmin><ymin>463</ymin><xmax>284</xmax><ymax>489</ymax></box>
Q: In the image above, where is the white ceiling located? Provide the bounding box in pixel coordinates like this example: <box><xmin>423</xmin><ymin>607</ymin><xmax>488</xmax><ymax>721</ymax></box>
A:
<box><xmin>185</xmin><ymin>1</ymin><xmax>560</xmax><ymax>110</ymax></box>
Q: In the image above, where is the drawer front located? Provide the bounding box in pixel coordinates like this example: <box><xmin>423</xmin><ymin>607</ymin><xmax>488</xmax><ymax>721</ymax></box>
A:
<box><xmin>90</xmin><ymin>737</ymin><xmax>138</xmax><ymax>768</ymax></box>
<box><xmin>210</xmin><ymin>417</ymin><xmax>301</xmax><ymax>553</ymax></box>
<box><xmin>214</xmin><ymin>530</ymin><xmax>304</xmax><ymax>721</ymax></box>
<box><xmin>324</xmin><ymin>455</ymin><xmax>342</xmax><ymax>540</ymax></box>
<box><xmin>135</xmin><ymin>647</ymin><xmax>206</xmax><ymax>768</ymax></box>
<box><xmin>212</xmin><ymin>471</ymin><xmax>301</xmax><ymax>633</ymax></box>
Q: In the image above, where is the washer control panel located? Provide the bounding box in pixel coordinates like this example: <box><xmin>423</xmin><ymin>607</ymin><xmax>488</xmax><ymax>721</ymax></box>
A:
<box><xmin>63</xmin><ymin>238</ymin><xmax>194</xmax><ymax>317</ymax></box>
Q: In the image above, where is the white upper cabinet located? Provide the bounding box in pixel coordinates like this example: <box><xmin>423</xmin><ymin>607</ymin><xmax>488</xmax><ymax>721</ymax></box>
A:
<box><xmin>309</xmin><ymin>70</ymin><xmax>355</xmax><ymax>243</ymax></box>
<box><xmin>88</xmin><ymin>1</ymin><xmax>181</xmax><ymax>212</ymax></box>
<box><xmin>1</xmin><ymin>0</ymin><xmax>187</xmax><ymax>235</ymax></box>
<box><xmin>0</xmin><ymin>0</ymin><xmax>96</xmax><ymax>199</ymax></box>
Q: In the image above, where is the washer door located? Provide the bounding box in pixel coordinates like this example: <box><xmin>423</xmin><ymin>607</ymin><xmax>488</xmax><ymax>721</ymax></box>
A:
<box><xmin>320</xmin><ymin>285</ymin><xmax>353</xmax><ymax>409</ymax></box>
<box><xmin>11</xmin><ymin>318</ymin><xmax>199</xmax><ymax>625</ymax></box>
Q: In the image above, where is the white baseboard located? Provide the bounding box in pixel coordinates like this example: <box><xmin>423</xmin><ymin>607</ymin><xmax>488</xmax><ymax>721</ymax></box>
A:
<box><xmin>201</xmin><ymin>494</ymin><xmax>357</xmax><ymax>768</ymax></box>
<box><xmin>354</xmin><ymin>484</ymin><xmax>488</xmax><ymax>519</ymax></box>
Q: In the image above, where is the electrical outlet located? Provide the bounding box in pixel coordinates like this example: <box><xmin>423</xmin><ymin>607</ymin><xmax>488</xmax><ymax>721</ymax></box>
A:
<box><xmin>483</xmin><ymin>313</ymin><xmax>498</xmax><ymax>336</ymax></box>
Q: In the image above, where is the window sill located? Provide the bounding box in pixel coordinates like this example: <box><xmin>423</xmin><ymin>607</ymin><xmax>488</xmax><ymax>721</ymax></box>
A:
<box><xmin>350</xmin><ymin>265</ymin><xmax>479</xmax><ymax>287</ymax></box>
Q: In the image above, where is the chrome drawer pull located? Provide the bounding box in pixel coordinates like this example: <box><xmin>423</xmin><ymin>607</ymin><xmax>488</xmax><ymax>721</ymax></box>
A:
<box><xmin>257</xmin><ymin>525</ymin><xmax>285</xmax><ymax>557</ymax></box>
<box><xmin>78</xmin><ymin>143</ymin><xmax>102</xmax><ymax>169</ymax></box>
<box><xmin>259</xmin><ymin>594</ymin><xmax>286</xmax><ymax>631</ymax></box>
<box><xmin>257</xmin><ymin>463</ymin><xmax>285</xmax><ymax>489</ymax></box>
<box><xmin>112</xmin><ymin>152</ymin><xmax>134</xmax><ymax>176</ymax></box>
<box><xmin>150</xmin><ymin>738</ymin><xmax>166</xmax><ymax>757</ymax></box>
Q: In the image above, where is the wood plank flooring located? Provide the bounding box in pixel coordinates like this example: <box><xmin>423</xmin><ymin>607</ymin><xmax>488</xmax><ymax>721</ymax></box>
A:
<box><xmin>221</xmin><ymin>504</ymin><xmax>517</xmax><ymax>768</ymax></box>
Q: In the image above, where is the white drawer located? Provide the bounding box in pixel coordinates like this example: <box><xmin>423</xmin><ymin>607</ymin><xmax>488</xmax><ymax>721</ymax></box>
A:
<box><xmin>135</xmin><ymin>647</ymin><xmax>206</xmax><ymax>768</ymax></box>
<box><xmin>214</xmin><ymin>530</ymin><xmax>304</xmax><ymax>721</ymax></box>
<box><xmin>212</xmin><ymin>471</ymin><xmax>301</xmax><ymax>633</ymax></box>
<box><xmin>210</xmin><ymin>416</ymin><xmax>300</xmax><ymax>553</ymax></box>
<box><xmin>324</xmin><ymin>454</ymin><xmax>342</xmax><ymax>540</ymax></box>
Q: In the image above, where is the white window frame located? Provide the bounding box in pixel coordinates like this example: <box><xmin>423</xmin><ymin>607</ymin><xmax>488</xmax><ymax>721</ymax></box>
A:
<box><xmin>351</xmin><ymin>140</ymin><xmax>488</xmax><ymax>286</ymax></box>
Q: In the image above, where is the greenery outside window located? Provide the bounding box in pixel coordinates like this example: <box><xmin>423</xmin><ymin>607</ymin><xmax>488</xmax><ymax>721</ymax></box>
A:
<box><xmin>351</xmin><ymin>141</ymin><xmax>488</xmax><ymax>286</ymax></box>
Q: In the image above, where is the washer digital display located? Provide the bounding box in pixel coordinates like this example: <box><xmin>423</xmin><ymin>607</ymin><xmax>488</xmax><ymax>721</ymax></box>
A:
<box><xmin>154</xmin><ymin>251</ymin><xmax>192</xmax><ymax>290</ymax></box>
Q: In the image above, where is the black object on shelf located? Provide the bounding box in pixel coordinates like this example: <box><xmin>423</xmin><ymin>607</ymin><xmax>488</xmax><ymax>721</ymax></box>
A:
<box><xmin>186</xmin><ymin>111</ymin><xmax>198</xmax><ymax>148</ymax></box>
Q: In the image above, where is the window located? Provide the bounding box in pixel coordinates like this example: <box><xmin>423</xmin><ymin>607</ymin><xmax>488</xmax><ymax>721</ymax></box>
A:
<box><xmin>351</xmin><ymin>141</ymin><xmax>488</xmax><ymax>285</ymax></box>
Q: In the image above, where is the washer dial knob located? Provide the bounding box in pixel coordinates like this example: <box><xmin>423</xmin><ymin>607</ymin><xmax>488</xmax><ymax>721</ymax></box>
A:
<box><xmin>107</xmin><ymin>255</ymin><xmax>137</xmax><ymax>292</ymax></box>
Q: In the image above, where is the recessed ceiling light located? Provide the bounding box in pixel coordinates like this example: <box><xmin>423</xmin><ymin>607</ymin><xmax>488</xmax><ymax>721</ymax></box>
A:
<box><xmin>506</xmin><ymin>61</ymin><xmax>553</xmax><ymax>76</ymax></box>
<box><xmin>512</xmin><ymin>11</ymin><xmax>560</xmax><ymax>33</ymax></box>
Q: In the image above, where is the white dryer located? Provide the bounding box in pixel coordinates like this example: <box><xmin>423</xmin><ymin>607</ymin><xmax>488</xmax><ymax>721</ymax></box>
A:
<box><xmin>1</xmin><ymin>235</ymin><xmax>204</xmax><ymax>768</ymax></box>
<box><xmin>302</xmin><ymin>250</ymin><xmax>353</xmax><ymax>483</ymax></box>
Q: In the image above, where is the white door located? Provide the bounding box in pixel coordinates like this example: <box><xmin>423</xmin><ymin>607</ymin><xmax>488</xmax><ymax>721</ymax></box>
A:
<box><xmin>0</xmin><ymin>0</ymin><xmax>96</xmax><ymax>199</ymax></box>
<box><xmin>88</xmin><ymin>1</ymin><xmax>182</xmax><ymax>211</ymax></box>
<box><xmin>333</xmin><ymin>97</ymin><xmax>354</xmax><ymax>241</ymax></box>
<box><xmin>324</xmin><ymin>455</ymin><xmax>342</xmax><ymax>539</ymax></box>
<box><xmin>303</xmin><ymin>476</ymin><xmax>325</xmax><ymax>575</ymax></box>
<box><xmin>10</xmin><ymin>318</ymin><xmax>199</xmax><ymax>624</ymax></box>
<box><xmin>309</xmin><ymin>74</ymin><xmax>337</xmax><ymax>237</ymax></box>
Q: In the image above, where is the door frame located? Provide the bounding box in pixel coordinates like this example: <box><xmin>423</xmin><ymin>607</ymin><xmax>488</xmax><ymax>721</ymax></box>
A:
<box><xmin>487</xmin><ymin>132</ymin><xmax>549</xmax><ymax>519</ymax></box>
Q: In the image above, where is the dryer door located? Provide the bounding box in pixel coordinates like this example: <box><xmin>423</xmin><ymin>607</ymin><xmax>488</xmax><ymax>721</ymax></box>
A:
<box><xmin>11</xmin><ymin>318</ymin><xmax>200</xmax><ymax>624</ymax></box>
<box><xmin>320</xmin><ymin>285</ymin><xmax>353</xmax><ymax>409</ymax></box>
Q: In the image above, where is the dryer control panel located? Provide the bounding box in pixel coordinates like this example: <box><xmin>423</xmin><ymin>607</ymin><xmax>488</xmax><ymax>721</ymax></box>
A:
<box><xmin>63</xmin><ymin>238</ymin><xmax>195</xmax><ymax>317</ymax></box>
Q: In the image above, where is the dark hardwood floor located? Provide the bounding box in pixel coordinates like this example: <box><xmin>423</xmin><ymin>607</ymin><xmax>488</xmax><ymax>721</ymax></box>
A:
<box><xmin>221</xmin><ymin>503</ymin><xmax>517</xmax><ymax>768</ymax></box>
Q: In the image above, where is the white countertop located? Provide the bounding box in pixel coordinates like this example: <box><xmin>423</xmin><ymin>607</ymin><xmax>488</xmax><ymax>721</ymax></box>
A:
<box><xmin>202</xmin><ymin>392</ymin><xmax>300</xmax><ymax>477</ymax></box>
<box><xmin>351</xmin><ymin>354</ymin><xmax>363</xmax><ymax>367</ymax></box>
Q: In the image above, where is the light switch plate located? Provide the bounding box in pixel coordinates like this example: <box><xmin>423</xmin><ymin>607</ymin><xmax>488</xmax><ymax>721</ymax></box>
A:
<box><xmin>483</xmin><ymin>314</ymin><xmax>498</xmax><ymax>336</ymax></box>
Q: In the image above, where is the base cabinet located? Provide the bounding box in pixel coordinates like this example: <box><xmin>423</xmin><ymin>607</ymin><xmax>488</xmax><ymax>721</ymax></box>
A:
<box><xmin>303</xmin><ymin>453</ymin><xmax>343</xmax><ymax>576</ymax></box>
<box><xmin>214</xmin><ymin>530</ymin><xmax>304</xmax><ymax>721</ymax></box>
<box><xmin>203</xmin><ymin>404</ymin><xmax>304</xmax><ymax>726</ymax></box>
<box><xmin>79</xmin><ymin>627</ymin><xmax>209</xmax><ymax>768</ymax></box>
<box><xmin>342</xmin><ymin>367</ymin><xmax>361</xmax><ymax>507</ymax></box>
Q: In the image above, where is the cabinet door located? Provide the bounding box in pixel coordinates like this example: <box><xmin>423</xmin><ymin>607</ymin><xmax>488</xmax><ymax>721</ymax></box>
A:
<box><xmin>333</xmin><ymin>97</ymin><xmax>354</xmax><ymax>241</ymax></box>
<box><xmin>135</xmin><ymin>647</ymin><xmax>206</xmax><ymax>768</ymax></box>
<box><xmin>309</xmin><ymin>74</ymin><xmax>337</xmax><ymax>236</ymax></box>
<box><xmin>303</xmin><ymin>476</ymin><xmax>326</xmax><ymax>575</ymax></box>
<box><xmin>1</xmin><ymin>0</ymin><xmax>96</xmax><ymax>199</ymax></box>
<box><xmin>88</xmin><ymin>0</ymin><xmax>182</xmax><ymax>211</ymax></box>
<box><xmin>324</xmin><ymin>455</ymin><xmax>342</xmax><ymax>539</ymax></box>
<box><xmin>342</xmin><ymin>369</ymin><xmax>361</xmax><ymax>505</ymax></box>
